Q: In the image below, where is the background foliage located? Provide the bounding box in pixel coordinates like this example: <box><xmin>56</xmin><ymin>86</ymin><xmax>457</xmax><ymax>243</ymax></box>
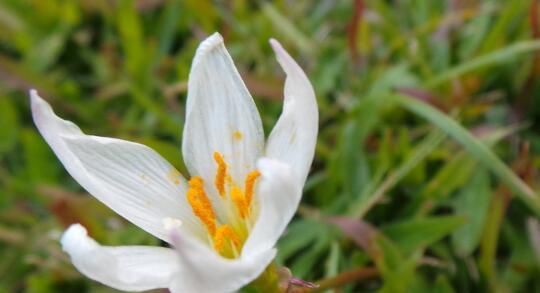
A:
<box><xmin>1</xmin><ymin>0</ymin><xmax>540</xmax><ymax>292</ymax></box>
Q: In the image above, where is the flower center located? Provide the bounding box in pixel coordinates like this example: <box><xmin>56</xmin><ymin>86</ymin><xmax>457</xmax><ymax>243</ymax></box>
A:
<box><xmin>186</xmin><ymin>151</ymin><xmax>260</xmax><ymax>258</ymax></box>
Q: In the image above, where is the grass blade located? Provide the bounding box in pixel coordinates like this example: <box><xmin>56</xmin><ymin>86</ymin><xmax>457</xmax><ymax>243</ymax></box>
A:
<box><xmin>391</xmin><ymin>94</ymin><xmax>540</xmax><ymax>215</ymax></box>
<box><xmin>426</xmin><ymin>40</ymin><xmax>540</xmax><ymax>88</ymax></box>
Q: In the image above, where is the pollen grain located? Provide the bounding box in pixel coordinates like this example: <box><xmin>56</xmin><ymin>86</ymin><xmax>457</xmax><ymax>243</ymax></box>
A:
<box><xmin>187</xmin><ymin>176</ymin><xmax>216</xmax><ymax>236</ymax></box>
<box><xmin>244</xmin><ymin>170</ymin><xmax>261</xmax><ymax>207</ymax></box>
<box><xmin>233</xmin><ymin>130</ymin><xmax>243</xmax><ymax>140</ymax></box>
<box><xmin>213</xmin><ymin>152</ymin><xmax>227</xmax><ymax>197</ymax></box>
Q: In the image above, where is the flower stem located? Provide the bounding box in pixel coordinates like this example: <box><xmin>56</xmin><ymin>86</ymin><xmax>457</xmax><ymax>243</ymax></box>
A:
<box><xmin>242</xmin><ymin>262</ymin><xmax>282</xmax><ymax>293</ymax></box>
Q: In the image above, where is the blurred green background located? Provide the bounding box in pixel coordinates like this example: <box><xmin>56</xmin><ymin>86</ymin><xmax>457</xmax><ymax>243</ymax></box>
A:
<box><xmin>1</xmin><ymin>0</ymin><xmax>540</xmax><ymax>292</ymax></box>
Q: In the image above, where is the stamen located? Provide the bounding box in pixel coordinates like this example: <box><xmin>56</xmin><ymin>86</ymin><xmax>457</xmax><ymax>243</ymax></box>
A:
<box><xmin>213</xmin><ymin>225</ymin><xmax>241</xmax><ymax>254</ymax></box>
<box><xmin>187</xmin><ymin>177</ymin><xmax>216</xmax><ymax>236</ymax></box>
<box><xmin>244</xmin><ymin>170</ymin><xmax>261</xmax><ymax>207</ymax></box>
<box><xmin>189</xmin><ymin>177</ymin><xmax>215</xmax><ymax>218</ymax></box>
<box><xmin>213</xmin><ymin>152</ymin><xmax>227</xmax><ymax>197</ymax></box>
<box><xmin>231</xmin><ymin>186</ymin><xmax>249</xmax><ymax>219</ymax></box>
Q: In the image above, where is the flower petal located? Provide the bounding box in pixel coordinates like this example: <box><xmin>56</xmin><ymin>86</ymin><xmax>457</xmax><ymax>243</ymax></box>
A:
<box><xmin>61</xmin><ymin>224</ymin><xmax>178</xmax><ymax>291</ymax></box>
<box><xmin>169</xmin><ymin>229</ymin><xmax>276</xmax><ymax>293</ymax></box>
<box><xmin>265</xmin><ymin>39</ymin><xmax>318</xmax><ymax>187</ymax></box>
<box><xmin>62</xmin><ymin>135</ymin><xmax>205</xmax><ymax>240</ymax></box>
<box><xmin>182</xmin><ymin>32</ymin><xmax>264</xmax><ymax>188</ymax></box>
<box><xmin>242</xmin><ymin>158</ymin><xmax>301</xmax><ymax>257</ymax></box>
<box><xmin>31</xmin><ymin>91</ymin><xmax>200</xmax><ymax>242</ymax></box>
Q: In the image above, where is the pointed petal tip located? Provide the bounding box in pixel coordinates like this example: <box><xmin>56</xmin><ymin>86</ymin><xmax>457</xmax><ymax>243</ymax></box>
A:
<box><xmin>269</xmin><ymin>38</ymin><xmax>282</xmax><ymax>52</ymax></box>
<box><xmin>60</xmin><ymin>223</ymin><xmax>179</xmax><ymax>291</ymax></box>
<box><xmin>268</xmin><ymin>38</ymin><xmax>305</xmax><ymax>77</ymax></box>
<box><xmin>61</xmin><ymin>223</ymin><xmax>90</xmax><ymax>253</ymax></box>
<box><xmin>269</xmin><ymin>38</ymin><xmax>289</xmax><ymax>63</ymax></box>
<box><xmin>195</xmin><ymin>32</ymin><xmax>224</xmax><ymax>58</ymax></box>
<box><xmin>29</xmin><ymin>88</ymin><xmax>38</xmax><ymax>97</ymax></box>
<box><xmin>29</xmin><ymin>89</ymin><xmax>42</xmax><ymax>107</ymax></box>
<box><xmin>29</xmin><ymin>89</ymin><xmax>52</xmax><ymax>118</ymax></box>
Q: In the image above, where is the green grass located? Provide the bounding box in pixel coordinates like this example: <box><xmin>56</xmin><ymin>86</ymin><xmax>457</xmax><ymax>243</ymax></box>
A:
<box><xmin>1</xmin><ymin>0</ymin><xmax>540</xmax><ymax>292</ymax></box>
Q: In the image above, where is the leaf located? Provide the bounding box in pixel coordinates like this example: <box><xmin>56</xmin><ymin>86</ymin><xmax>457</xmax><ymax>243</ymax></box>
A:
<box><xmin>0</xmin><ymin>96</ymin><xmax>18</xmax><ymax>154</ymax></box>
<box><xmin>326</xmin><ymin>216</ymin><xmax>378</xmax><ymax>252</ymax></box>
<box><xmin>451</xmin><ymin>168</ymin><xmax>491</xmax><ymax>256</ymax></box>
<box><xmin>432</xmin><ymin>275</ymin><xmax>455</xmax><ymax>293</ymax></box>
<box><xmin>324</xmin><ymin>241</ymin><xmax>340</xmax><ymax>279</ymax></box>
<box><xmin>420</xmin><ymin>152</ymin><xmax>477</xmax><ymax>201</ymax></box>
<box><xmin>261</xmin><ymin>2</ymin><xmax>315</xmax><ymax>55</ymax></box>
<box><xmin>277</xmin><ymin>219</ymin><xmax>320</xmax><ymax>262</ymax></box>
<box><xmin>426</xmin><ymin>40</ymin><xmax>540</xmax><ymax>88</ymax></box>
<box><xmin>349</xmin><ymin>130</ymin><xmax>446</xmax><ymax>217</ymax></box>
<box><xmin>116</xmin><ymin>0</ymin><xmax>146</xmax><ymax>79</ymax></box>
<box><xmin>391</xmin><ymin>94</ymin><xmax>540</xmax><ymax>216</ymax></box>
<box><xmin>372</xmin><ymin>234</ymin><xmax>418</xmax><ymax>293</ymax></box>
<box><xmin>382</xmin><ymin>216</ymin><xmax>466</xmax><ymax>255</ymax></box>
<box><xmin>21</xmin><ymin>128</ymin><xmax>59</xmax><ymax>185</ymax></box>
<box><xmin>369</xmin><ymin>64</ymin><xmax>419</xmax><ymax>94</ymax></box>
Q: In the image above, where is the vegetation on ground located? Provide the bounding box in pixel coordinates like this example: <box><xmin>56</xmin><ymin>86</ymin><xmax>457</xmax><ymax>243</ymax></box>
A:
<box><xmin>1</xmin><ymin>0</ymin><xmax>540</xmax><ymax>292</ymax></box>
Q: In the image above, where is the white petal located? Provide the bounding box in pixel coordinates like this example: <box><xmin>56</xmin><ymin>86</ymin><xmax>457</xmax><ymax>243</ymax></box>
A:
<box><xmin>182</xmin><ymin>32</ymin><xmax>264</xmax><ymax>188</ymax></box>
<box><xmin>61</xmin><ymin>224</ymin><xmax>178</xmax><ymax>291</ymax></box>
<box><xmin>242</xmin><ymin>158</ymin><xmax>301</xmax><ymax>257</ymax></box>
<box><xmin>169</xmin><ymin>229</ymin><xmax>276</xmax><ymax>293</ymax></box>
<box><xmin>30</xmin><ymin>91</ymin><xmax>200</xmax><ymax>242</ymax></box>
<box><xmin>265</xmin><ymin>39</ymin><xmax>318</xmax><ymax>187</ymax></box>
<box><xmin>62</xmin><ymin>135</ymin><xmax>204</xmax><ymax>240</ymax></box>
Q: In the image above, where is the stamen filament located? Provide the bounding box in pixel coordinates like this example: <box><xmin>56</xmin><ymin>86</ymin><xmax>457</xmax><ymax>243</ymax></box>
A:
<box><xmin>213</xmin><ymin>225</ymin><xmax>241</xmax><ymax>255</ymax></box>
<box><xmin>231</xmin><ymin>186</ymin><xmax>249</xmax><ymax>219</ymax></box>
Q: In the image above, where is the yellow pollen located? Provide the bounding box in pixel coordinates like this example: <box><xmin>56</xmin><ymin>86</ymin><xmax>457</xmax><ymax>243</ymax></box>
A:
<box><xmin>213</xmin><ymin>225</ymin><xmax>241</xmax><ymax>254</ymax></box>
<box><xmin>189</xmin><ymin>177</ymin><xmax>214</xmax><ymax>217</ymax></box>
<box><xmin>167</xmin><ymin>168</ymin><xmax>181</xmax><ymax>185</ymax></box>
<box><xmin>231</xmin><ymin>186</ymin><xmax>249</xmax><ymax>219</ymax></box>
<box><xmin>187</xmin><ymin>177</ymin><xmax>216</xmax><ymax>236</ymax></box>
<box><xmin>233</xmin><ymin>131</ymin><xmax>243</xmax><ymax>140</ymax></box>
<box><xmin>213</xmin><ymin>152</ymin><xmax>227</xmax><ymax>197</ymax></box>
<box><xmin>244</xmin><ymin>170</ymin><xmax>261</xmax><ymax>207</ymax></box>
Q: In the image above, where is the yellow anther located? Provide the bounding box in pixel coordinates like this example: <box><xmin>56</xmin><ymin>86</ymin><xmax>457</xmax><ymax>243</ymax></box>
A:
<box><xmin>213</xmin><ymin>225</ymin><xmax>241</xmax><ymax>254</ymax></box>
<box><xmin>189</xmin><ymin>177</ymin><xmax>214</xmax><ymax>218</ymax></box>
<box><xmin>213</xmin><ymin>152</ymin><xmax>227</xmax><ymax>197</ymax></box>
<box><xmin>187</xmin><ymin>177</ymin><xmax>216</xmax><ymax>236</ymax></box>
<box><xmin>244</xmin><ymin>170</ymin><xmax>261</xmax><ymax>207</ymax></box>
<box><xmin>231</xmin><ymin>186</ymin><xmax>249</xmax><ymax>219</ymax></box>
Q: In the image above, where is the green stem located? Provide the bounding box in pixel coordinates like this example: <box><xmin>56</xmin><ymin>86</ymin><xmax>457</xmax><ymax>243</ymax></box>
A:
<box><xmin>243</xmin><ymin>262</ymin><xmax>281</xmax><ymax>293</ymax></box>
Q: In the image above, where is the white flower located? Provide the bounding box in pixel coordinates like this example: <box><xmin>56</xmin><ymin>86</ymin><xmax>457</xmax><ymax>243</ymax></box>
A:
<box><xmin>31</xmin><ymin>32</ymin><xmax>318</xmax><ymax>293</ymax></box>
